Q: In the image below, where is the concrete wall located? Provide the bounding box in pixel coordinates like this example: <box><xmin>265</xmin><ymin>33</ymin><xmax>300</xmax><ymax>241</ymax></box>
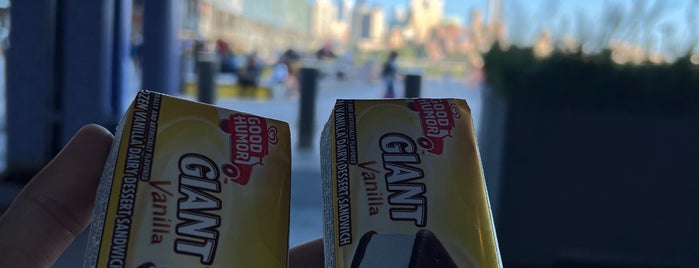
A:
<box><xmin>479</xmin><ymin>92</ymin><xmax>699</xmax><ymax>267</ymax></box>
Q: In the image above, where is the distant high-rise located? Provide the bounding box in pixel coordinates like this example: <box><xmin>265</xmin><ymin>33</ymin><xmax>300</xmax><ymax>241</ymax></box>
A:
<box><xmin>486</xmin><ymin>0</ymin><xmax>507</xmax><ymax>45</ymax></box>
<box><xmin>348</xmin><ymin>3</ymin><xmax>387</xmax><ymax>50</ymax></box>
<box><xmin>408</xmin><ymin>0</ymin><xmax>444</xmax><ymax>43</ymax></box>
<box><xmin>391</xmin><ymin>4</ymin><xmax>409</xmax><ymax>27</ymax></box>
<box><xmin>312</xmin><ymin>0</ymin><xmax>339</xmax><ymax>40</ymax></box>
<box><xmin>349</xmin><ymin>1</ymin><xmax>369</xmax><ymax>43</ymax></box>
<box><xmin>369</xmin><ymin>6</ymin><xmax>386</xmax><ymax>41</ymax></box>
<box><xmin>488</xmin><ymin>0</ymin><xmax>501</xmax><ymax>23</ymax></box>
<box><xmin>339</xmin><ymin>0</ymin><xmax>354</xmax><ymax>23</ymax></box>
<box><xmin>196</xmin><ymin>0</ymin><xmax>313</xmax><ymax>56</ymax></box>
<box><xmin>470</xmin><ymin>8</ymin><xmax>487</xmax><ymax>50</ymax></box>
<box><xmin>360</xmin><ymin>13</ymin><xmax>371</xmax><ymax>39</ymax></box>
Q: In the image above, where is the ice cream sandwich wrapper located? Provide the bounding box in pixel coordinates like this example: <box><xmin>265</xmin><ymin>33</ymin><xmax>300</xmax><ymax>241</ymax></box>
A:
<box><xmin>321</xmin><ymin>99</ymin><xmax>502</xmax><ymax>267</ymax></box>
<box><xmin>84</xmin><ymin>90</ymin><xmax>291</xmax><ymax>267</ymax></box>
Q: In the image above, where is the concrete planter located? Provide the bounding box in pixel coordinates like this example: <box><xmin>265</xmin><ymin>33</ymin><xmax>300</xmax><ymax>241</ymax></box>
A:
<box><xmin>479</xmin><ymin>87</ymin><xmax>699</xmax><ymax>267</ymax></box>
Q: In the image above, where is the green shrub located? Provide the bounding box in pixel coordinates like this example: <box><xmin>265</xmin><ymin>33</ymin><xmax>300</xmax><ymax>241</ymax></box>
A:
<box><xmin>483</xmin><ymin>44</ymin><xmax>699</xmax><ymax>115</ymax></box>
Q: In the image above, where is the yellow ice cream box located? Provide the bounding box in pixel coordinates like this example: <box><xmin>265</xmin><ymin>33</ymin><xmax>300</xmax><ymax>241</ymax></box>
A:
<box><xmin>84</xmin><ymin>90</ymin><xmax>290</xmax><ymax>267</ymax></box>
<box><xmin>321</xmin><ymin>99</ymin><xmax>502</xmax><ymax>268</ymax></box>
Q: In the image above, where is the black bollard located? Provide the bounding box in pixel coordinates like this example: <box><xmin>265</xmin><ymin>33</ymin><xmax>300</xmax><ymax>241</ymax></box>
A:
<box><xmin>197</xmin><ymin>52</ymin><xmax>219</xmax><ymax>104</ymax></box>
<box><xmin>405</xmin><ymin>73</ymin><xmax>422</xmax><ymax>98</ymax></box>
<box><xmin>298</xmin><ymin>67</ymin><xmax>318</xmax><ymax>149</ymax></box>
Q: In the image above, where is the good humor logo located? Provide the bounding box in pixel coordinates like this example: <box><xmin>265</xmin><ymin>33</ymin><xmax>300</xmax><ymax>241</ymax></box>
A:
<box><xmin>407</xmin><ymin>99</ymin><xmax>460</xmax><ymax>155</ymax></box>
<box><xmin>220</xmin><ymin>113</ymin><xmax>278</xmax><ymax>185</ymax></box>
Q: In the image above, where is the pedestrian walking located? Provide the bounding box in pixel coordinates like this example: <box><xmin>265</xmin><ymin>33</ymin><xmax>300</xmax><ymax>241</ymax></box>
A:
<box><xmin>381</xmin><ymin>51</ymin><xmax>399</xmax><ymax>98</ymax></box>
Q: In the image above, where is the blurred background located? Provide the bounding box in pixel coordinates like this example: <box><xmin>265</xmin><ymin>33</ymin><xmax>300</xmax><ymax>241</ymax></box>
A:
<box><xmin>0</xmin><ymin>0</ymin><xmax>697</xmax><ymax>267</ymax></box>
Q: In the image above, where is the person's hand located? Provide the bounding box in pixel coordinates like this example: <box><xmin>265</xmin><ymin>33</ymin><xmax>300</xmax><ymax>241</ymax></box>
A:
<box><xmin>289</xmin><ymin>238</ymin><xmax>324</xmax><ymax>268</ymax></box>
<box><xmin>0</xmin><ymin>124</ymin><xmax>113</xmax><ymax>267</ymax></box>
<box><xmin>0</xmin><ymin>124</ymin><xmax>326</xmax><ymax>267</ymax></box>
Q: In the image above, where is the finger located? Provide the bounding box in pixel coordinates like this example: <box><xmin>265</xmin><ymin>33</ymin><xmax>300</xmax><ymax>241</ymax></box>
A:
<box><xmin>289</xmin><ymin>238</ymin><xmax>324</xmax><ymax>268</ymax></box>
<box><xmin>0</xmin><ymin>124</ymin><xmax>113</xmax><ymax>267</ymax></box>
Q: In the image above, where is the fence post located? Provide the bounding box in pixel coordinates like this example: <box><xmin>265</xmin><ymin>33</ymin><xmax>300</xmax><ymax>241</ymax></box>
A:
<box><xmin>196</xmin><ymin>52</ymin><xmax>218</xmax><ymax>104</ymax></box>
<box><xmin>298</xmin><ymin>67</ymin><xmax>318</xmax><ymax>149</ymax></box>
<box><xmin>405</xmin><ymin>73</ymin><xmax>422</xmax><ymax>98</ymax></box>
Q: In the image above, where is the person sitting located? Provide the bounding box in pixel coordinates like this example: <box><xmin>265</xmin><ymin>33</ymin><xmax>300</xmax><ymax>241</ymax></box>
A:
<box><xmin>237</xmin><ymin>52</ymin><xmax>262</xmax><ymax>89</ymax></box>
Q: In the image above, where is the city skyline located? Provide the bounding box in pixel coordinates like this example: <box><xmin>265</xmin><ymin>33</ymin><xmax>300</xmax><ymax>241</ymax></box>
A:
<box><xmin>366</xmin><ymin>0</ymin><xmax>485</xmax><ymax>24</ymax></box>
<box><xmin>183</xmin><ymin>0</ymin><xmax>699</xmax><ymax>60</ymax></box>
<box><xmin>343</xmin><ymin>0</ymin><xmax>696</xmax><ymax>48</ymax></box>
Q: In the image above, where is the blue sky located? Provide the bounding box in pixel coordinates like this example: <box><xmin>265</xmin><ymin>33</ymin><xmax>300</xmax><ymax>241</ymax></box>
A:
<box><xmin>364</xmin><ymin>0</ymin><xmax>697</xmax><ymax>54</ymax></box>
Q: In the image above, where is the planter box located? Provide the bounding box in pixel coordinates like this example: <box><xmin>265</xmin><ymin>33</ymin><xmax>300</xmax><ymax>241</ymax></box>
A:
<box><xmin>479</xmin><ymin>87</ymin><xmax>699</xmax><ymax>267</ymax></box>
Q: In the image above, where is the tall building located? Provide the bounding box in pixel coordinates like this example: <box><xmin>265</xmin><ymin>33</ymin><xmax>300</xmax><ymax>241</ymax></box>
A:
<box><xmin>487</xmin><ymin>0</ymin><xmax>501</xmax><ymax>23</ymax></box>
<box><xmin>408</xmin><ymin>0</ymin><xmax>444</xmax><ymax>43</ymax></box>
<box><xmin>332</xmin><ymin>0</ymin><xmax>355</xmax><ymax>44</ymax></box>
<box><xmin>360</xmin><ymin>12</ymin><xmax>371</xmax><ymax>39</ymax></box>
<box><xmin>391</xmin><ymin>4</ymin><xmax>409</xmax><ymax>28</ymax></box>
<box><xmin>470</xmin><ymin>8</ymin><xmax>487</xmax><ymax>51</ymax></box>
<box><xmin>486</xmin><ymin>0</ymin><xmax>507</xmax><ymax>46</ymax></box>
<box><xmin>196</xmin><ymin>0</ymin><xmax>312</xmax><ymax>56</ymax></box>
<box><xmin>311</xmin><ymin>0</ymin><xmax>339</xmax><ymax>40</ymax></box>
<box><xmin>369</xmin><ymin>7</ymin><xmax>386</xmax><ymax>41</ymax></box>
<box><xmin>338</xmin><ymin>0</ymin><xmax>354</xmax><ymax>24</ymax></box>
<box><xmin>198</xmin><ymin>0</ymin><xmax>243</xmax><ymax>41</ymax></box>
<box><xmin>350</xmin><ymin>4</ymin><xmax>387</xmax><ymax>51</ymax></box>
<box><xmin>386</xmin><ymin>5</ymin><xmax>409</xmax><ymax>48</ymax></box>
<box><xmin>533</xmin><ymin>30</ymin><xmax>553</xmax><ymax>58</ymax></box>
<box><xmin>349</xmin><ymin>1</ymin><xmax>368</xmax><ymax>44</ymax></box>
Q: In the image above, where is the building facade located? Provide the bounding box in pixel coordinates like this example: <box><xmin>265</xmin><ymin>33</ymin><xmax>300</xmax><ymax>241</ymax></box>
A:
<box><xmin>311</xmin><ymin>0</ymin><xmax>340</xmax><ymax>42</ymax></box>
<box><xmin>408</xmin><ymin>0</ymin><xmax>444</xmax><ymax>43</ymax></box>
<box><xmin>196</xmin><ymin>0</ymin><xmax>312</xmax><ymax>57</ymax></box>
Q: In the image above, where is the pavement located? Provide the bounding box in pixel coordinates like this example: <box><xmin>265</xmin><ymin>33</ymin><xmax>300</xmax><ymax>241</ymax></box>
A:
<box><xmin>0</xmin><ymin>59</ymin><xmax>483</xmax><ymax>266</ymax></box>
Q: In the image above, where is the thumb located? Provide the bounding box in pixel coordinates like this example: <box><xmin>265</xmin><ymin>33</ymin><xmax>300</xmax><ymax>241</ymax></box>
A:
<box><xmin>0</xmin><ymin>124</ymin><xmax>113</xmax><ymax>267</ymax></box>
